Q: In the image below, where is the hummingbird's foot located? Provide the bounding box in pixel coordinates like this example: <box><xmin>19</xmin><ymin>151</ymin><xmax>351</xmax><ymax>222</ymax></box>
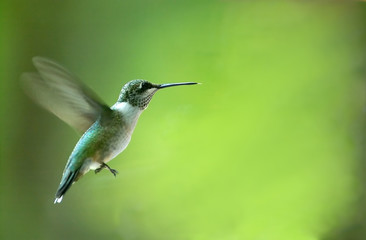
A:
<box><xmin>95</xmin><ymin>163</ymin><xmax>118</xmax><ymax>177</ymax></box>
<box><xmin>94</xmin><ymin>167</ymin><xmax>104</xmax><ymax>174</ymax></box>
<box><xmin>109</xmin><ymin>168</ymin><xmax>118</xmax><ymax>177</ymax></box>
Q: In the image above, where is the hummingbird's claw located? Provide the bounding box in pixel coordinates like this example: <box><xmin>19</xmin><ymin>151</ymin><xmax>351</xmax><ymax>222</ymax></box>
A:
<box><xmin>95</xmin><ymin>163</ymin><xmax>118</xmax><ymax>177</ymax></box>
<box><xmin>109</xmin><ymin>168</ymin><xmax>119</xmax><ymax>177</ymax></box>
<box><xmin>94</xmin><ymin>167</ymin><xmax>103</xmax><ymax>174</ymax></box>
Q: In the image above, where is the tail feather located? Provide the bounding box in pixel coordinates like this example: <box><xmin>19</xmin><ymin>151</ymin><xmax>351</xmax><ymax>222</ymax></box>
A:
<box><xmin>54</xmin><ymin>169</ymin><xmax>79</xmax><ymax>204</ymax></box>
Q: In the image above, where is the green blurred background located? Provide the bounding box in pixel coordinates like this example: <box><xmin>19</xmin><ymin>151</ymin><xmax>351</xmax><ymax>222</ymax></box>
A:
<box><xmin>1</xmin><ymin>0</ymin><xmax>366</xmax><ymax>239</ymax></box>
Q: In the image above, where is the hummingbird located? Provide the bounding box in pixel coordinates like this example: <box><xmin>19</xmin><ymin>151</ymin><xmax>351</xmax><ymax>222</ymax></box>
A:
<box><xmin>21</xmin><ymin>57</ymin><xmax>197</xmax><ymax>204</ymax></box>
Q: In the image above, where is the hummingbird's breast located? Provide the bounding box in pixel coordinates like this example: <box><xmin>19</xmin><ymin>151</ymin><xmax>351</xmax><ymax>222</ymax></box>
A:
<box><xmin>100</xmin><ymin>102</ymin><xmax>143</xmax><ymax>163</ymax></box>
<box><xmin>67</xmin><ymin>102</ymin><xmax>143</xmax><ymax>174</ymax></box>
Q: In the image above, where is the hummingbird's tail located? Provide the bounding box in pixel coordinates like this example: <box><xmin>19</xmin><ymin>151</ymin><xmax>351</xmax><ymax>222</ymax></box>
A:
<box><xmin>54</xmin><ymin>169</ymin><xmax>80</xmax><ymax>204</ymax></box>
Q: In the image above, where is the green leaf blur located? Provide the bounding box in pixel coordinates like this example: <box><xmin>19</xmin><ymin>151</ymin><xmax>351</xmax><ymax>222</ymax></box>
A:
<box><xmin>1</xmin><ymin>1</ymin><xmax>366</xmax><ymax>240</ymax></box>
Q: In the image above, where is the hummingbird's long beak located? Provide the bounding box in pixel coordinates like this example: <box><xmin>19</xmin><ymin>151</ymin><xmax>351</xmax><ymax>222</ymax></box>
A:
<box><xmin>158</xmin><ymin>82</ymin><xmax>198</xmax><ymax>89</ymax></box>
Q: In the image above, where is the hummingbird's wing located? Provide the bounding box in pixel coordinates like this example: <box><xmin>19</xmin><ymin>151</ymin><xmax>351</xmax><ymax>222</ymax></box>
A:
<box><xmin>21</xmin><ymin>56</ymin><xmax>111</xmax><ymax>133</ymax></box>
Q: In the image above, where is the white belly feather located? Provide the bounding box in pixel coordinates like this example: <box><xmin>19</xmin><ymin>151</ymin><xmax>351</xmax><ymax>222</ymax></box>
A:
<box><xmin>82</xmin><ymin>102</ymin><xmax>143</xmax><ymax>172</ymax></box>
<box><xmin>105</xmin><ymin>102</ymin><xmax>142</xmax><ymax>162</ymax></box>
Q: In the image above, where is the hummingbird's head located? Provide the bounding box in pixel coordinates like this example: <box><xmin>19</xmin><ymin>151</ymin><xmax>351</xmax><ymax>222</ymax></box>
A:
<box><xmin>117</xmin><ymin>79</ymin><xmax>198</xmax><ymax>110</ymax></box>
<box><xmin>117</xmin><ymin>80</ymin><xmax>158</xmax><ymax>110</ymax></box>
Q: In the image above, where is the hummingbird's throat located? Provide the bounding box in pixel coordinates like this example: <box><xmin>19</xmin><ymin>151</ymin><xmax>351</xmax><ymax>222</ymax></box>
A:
<box><xmin>137</xmin><ymin>90</ymin><xmax>157</xmax><ymax>109</ymax></box>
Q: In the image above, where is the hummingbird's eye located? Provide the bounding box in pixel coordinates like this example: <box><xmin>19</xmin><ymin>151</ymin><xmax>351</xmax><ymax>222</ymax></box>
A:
<box><xmin>139</xmin><ymin>82</ymin><xmax>148</xmax><ymax>90</ymax></box>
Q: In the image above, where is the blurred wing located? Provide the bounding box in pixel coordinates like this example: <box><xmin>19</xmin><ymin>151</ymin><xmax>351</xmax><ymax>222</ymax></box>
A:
<box><xmin>21</xmin><ymin>56</ymin><xmax>111</xmax><ymax>133</ymax></box>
